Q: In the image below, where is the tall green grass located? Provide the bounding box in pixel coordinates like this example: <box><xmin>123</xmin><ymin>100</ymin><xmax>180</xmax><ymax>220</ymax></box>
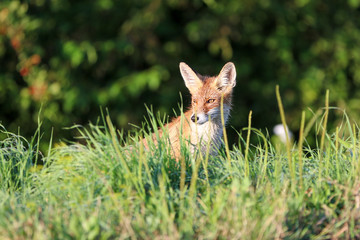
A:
<box><xmin>0</xmin><ymin>92</ymin><xmax>360</xmax><ymax>239</ymax></box>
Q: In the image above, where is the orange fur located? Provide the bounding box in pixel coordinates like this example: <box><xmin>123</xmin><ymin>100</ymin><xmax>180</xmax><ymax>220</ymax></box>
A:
<box><xmin>141</xmin><ymin>62</ymin><xmax>237</xmax><ymax>160</ymax></box>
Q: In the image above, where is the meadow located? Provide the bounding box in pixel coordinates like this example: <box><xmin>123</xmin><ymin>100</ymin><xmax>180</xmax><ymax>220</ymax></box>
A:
<box><xmin>0</xmin><ymin>90</ymin><xmax>359</xmax><ymax>240</ymax></box>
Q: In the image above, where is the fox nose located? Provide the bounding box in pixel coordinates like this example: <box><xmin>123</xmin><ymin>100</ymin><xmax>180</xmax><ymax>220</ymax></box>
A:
<box><xmin>191</xmin><ymin>114</ymin><xmax>199</xmax><ymax>123</ymax></box>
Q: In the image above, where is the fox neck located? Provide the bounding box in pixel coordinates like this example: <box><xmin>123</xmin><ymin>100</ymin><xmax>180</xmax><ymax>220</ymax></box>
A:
<box><xmin>189</xmin><ymin>103</ymin><xmax>231</xmax><ymax>155</ymax></box>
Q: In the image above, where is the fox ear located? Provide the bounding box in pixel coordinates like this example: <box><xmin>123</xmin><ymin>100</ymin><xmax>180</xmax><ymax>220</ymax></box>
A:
<box><xmin>214</xmin><ymin>62</ymin><xmax>236</xmax><ymax>91</ymax></box>
<box><xmin>179</xmin><ymin>62</ymin><xmax>203</xmax><ymax>94</ymax></box>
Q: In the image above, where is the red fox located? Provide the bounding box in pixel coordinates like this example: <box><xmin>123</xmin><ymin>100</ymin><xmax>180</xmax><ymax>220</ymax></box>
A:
<box><xmin>142</xmin><ymin>62</ymin><xmax>236</xmax><ymax>160</ymax></box>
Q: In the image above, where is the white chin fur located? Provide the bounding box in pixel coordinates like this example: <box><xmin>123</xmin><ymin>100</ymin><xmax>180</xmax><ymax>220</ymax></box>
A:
<box><xmin>196</xmin><ymin>113</ymin><xmax>208</xmax><ymax>125</ymax></box>
<box><xmin>207</xmin><ymin>106</ymin><xmax>231</xmax><ymax>123</ymax></box>
<box><xmin>193</xmin><ymin>106</ymin><xmax>231</xmax><ymax>125</ymax></box>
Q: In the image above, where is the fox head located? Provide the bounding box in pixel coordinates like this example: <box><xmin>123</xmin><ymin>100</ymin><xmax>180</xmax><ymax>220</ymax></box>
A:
<box><xmin>179</xmin><ymin>62</ymin><xmax>236</xmax><ymax>125</ymax></box>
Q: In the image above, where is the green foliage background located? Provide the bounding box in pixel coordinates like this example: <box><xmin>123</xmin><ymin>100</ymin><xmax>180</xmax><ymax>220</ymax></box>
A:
<box><xmin>1</xmin><ymin>0</ymin><xmax>360</xmax><ymax>148</ymax></box>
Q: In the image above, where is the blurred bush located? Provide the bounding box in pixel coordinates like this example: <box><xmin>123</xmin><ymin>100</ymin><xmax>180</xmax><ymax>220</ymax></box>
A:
<box><xmin>1</xmin><ymin>0</ymin><xmax>360</xmax><ymax>149</ymax></box>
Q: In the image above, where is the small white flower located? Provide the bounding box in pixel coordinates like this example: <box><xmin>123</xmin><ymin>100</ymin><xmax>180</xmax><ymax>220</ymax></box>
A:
<box><xmin>273</xmin><ymin>124</ymin><xmax>293</xmax><ymax>143</ymax></box>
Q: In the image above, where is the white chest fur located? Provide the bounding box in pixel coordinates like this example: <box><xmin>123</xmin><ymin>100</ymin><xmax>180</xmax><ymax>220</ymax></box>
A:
<box><xmin>189</xmin><ymin>108</ymin><xmax>230</xmax><ymax>157</ymax></box>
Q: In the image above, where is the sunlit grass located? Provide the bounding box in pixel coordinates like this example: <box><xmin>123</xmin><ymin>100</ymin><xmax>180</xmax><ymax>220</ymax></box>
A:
<box><xmin>0</xmin><ymin>96</ymin><xmax>360</xmax><ymax>239</ymax></box>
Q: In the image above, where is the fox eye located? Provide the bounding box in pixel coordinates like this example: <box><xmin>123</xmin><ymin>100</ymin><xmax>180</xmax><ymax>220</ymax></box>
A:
<box><xmin>193</xmin><ymin>99</ymin><xmax>197</xmax><ymax>104</ymax></box>
<box><xmin>207</xmin><ymin>99</ymin><xmax>215</xmax><ymax>103</ymax></box>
